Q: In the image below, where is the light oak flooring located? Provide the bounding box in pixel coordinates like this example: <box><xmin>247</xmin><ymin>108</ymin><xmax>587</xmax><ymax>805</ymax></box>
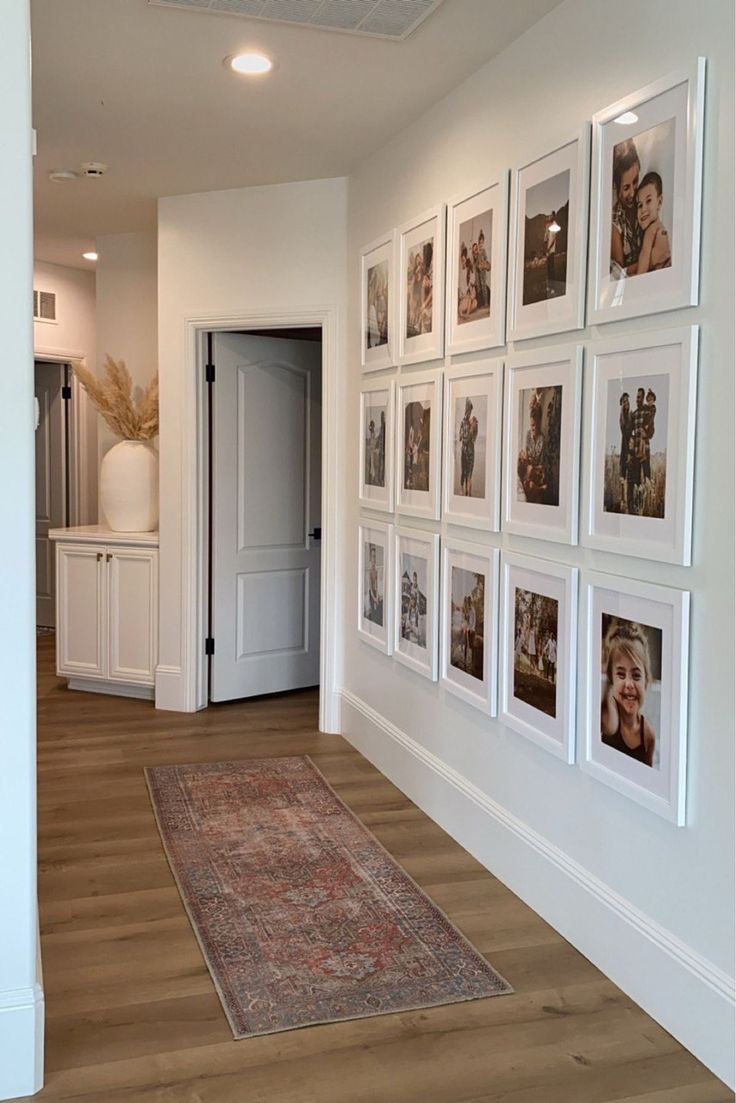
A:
<box><xmin>17</xmin><ymin>633</ymin><xmax>732</xmax><ymax>1103</ymax></box>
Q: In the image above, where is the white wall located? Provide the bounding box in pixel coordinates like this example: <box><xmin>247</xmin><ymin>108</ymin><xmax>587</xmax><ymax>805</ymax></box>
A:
<box><xmin>0</xmin><ymin>1</ymin><xmax>44</xmax><ymax>1097</ymax></box>
<box><xmin>33</xmin><ymin>259</ymin><xmax>98</xmax><ymax>523</ymax></box>
<box><xmin>157</xmin><ymin>177</ymin><xmax>347</xmax><ymax>712</ymax></box>
<box><xmin>342</xmin><ymin>0</ymin><xmax>734</xmax><ymax>1086</ymax></box>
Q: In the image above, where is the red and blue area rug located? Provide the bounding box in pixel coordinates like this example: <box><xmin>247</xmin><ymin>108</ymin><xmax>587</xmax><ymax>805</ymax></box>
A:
<box><xmin>145</xmin><ymin>755</ymin><xmax>512</xmax><ymax>1038</ymax></box>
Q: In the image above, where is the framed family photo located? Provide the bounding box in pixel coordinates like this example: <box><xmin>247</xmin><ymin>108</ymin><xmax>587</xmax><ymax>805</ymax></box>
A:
<box><xmin>440</xmin><ymin>539</ymin><xmax>500</xmax><ymax>714</ymax></box>
<box><xmin>445</xmin><ymin>177</ymin><xmax>508</xmax><ymax>354</ymax></box>
<box><xmin>393</xmin><ymin>527</ymin><xmax>440</xmax><ymax>681</ymax></box>
<box><xmin>360</xmin><ymin>230</ymin><xmax>395</xmax><ymax>371</ymax></box>
<box><xmin>502</xmin><ymin>347</ymin><xmax>583</xmax><ymax>545</ymax></box>
<box><xmin>499</xmin><ymin>551</ymin><xmax>577</xmax><ymax>763</ymax></box>
<box><xmin>396</xmin><ymin>371</ymin><xmax>442</xmax><ymax>520</ymax></box>
<box><xmin>357</xmin><ymin>520</ymin><xmax>393</xmax><ymax>654</ymax></box>
<box><xmin>443</xmin><ymin>360</ymin><xmax>503</xmax><ymax>531</ymax></box>
<box><xmin>398</xmin><ymin>205</ymin><xmax>446</xmax><ymax>366</ymax></box>
<box><xmin>581</xmin><ymin>571</ymin><xmax>689</xmax><ymax>825</ymax></box>
<box><xmin>508</xmin><ymin>127</ymin><xmax>590</xmax><ymax>341</ymax></box>
<box><xmin>588</xmin><ymin>59</ymin><xmax>706</xmax><ymax>325</ymax></box>
<box><xmin>359</xmin><ymin>378</ymin><xmax>395</xmax><ymax>513</ymax></box>
<box><xmin>582</xmin><ymin>326</ymin><xmax>698</xmax><ymax>565</ymax></box>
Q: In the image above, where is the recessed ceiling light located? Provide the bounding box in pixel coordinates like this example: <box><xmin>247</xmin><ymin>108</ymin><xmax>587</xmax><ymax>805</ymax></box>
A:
<box><xmin>49</xmin><ymin>169</ymin><xmax>78</xmax><ymax>183</ymax></box>
<box><xmin>227</xmin><ymin>52</ymin><xmax>273</xmax><ymax>76</ymax></box>
<box><xmin>614</xmin><ymin>111</ymin><xmax>639</xmax><ymax>125</ymax></box>
<box><xmin>82</xmin><ymin>252</ymin><xmax>98</xmax><ymax>261</ymax></box>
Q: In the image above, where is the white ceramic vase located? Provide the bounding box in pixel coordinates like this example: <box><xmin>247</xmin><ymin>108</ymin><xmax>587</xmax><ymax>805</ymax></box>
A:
<box><xmin>100</xmin><ymin>440</ymin><xmax>159</xmax><ymax>532</ymax></box>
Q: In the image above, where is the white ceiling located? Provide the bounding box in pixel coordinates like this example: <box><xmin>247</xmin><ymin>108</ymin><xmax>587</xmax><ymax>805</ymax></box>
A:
<box><xmin>31</xmin><ymin>0</ymin><xmax>562</xmax><ymax>268</ymax></box>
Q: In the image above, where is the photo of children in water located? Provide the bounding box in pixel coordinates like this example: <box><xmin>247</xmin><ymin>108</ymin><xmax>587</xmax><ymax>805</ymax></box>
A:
<box><xmin>516</xmin><ymin>385</ymin><xmax>562</xmax><ymax>506</ymax></box>
<box><xmin>600</xmin><ymin>615</ymin><xmax>662</xmax><ymax>768</ymax></box>
<box><xmin>603</xmin><ymin>375</ymin><xmax>668</xmax><ymax>518</ymax></box>
<box><xmin>513</xmin><ymin>587</ymin><xmax>558</xmax><ymax>719</ymax></box>
<box><xmin>449</xmin><ymin>567</ymin><xmax>485</xmax><ymax>681</ymax></box>
<box><xmin>365</xmin><ymin>259</ymin><xmax>389</xmax><ymax>350</ymax></box>
<box><xmin>610</xmin><ymin>118</ymin><xmax>675</xmax><ymax>280</ymax></box>
<box><xmin>522</xmin><ymin>170</ymin><xmax>569</xmax><ymax>305</ymax></box>
<box><xmin>406</xmin><ymin>237</ymin><xmax>434</xmax><ymax>339</ymax></box>
<box><xmin>363</xmin><ymin>400</ymin><xmax>387</xmax><ymax>490</ymax></box>
<box><xmin>456</xmin><ymin>210</ymin><xmax>492</xmax><ymax>324</ymax></box>
<box><xmin>400</xmin><ymin>553</ymin><xmax>428</xmax><ymax>648</ymax></box>
<box><xmin>403</xmin><ymin>397</ymin><xmax>431</xmax><ymax>493</ymax></box>
<box><xmin>362</xmin><ymin>541</ymin><xmax>384</xmax><ymax>628</ymax></box>
<box><xmin>452</xmin><ymin>394</ymin><xmax>487</xmax><ymax>499</ymax></box>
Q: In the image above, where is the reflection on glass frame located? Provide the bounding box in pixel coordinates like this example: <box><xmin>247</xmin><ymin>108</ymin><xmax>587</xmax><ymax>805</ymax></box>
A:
<box><xmin>357</xmin><ymin>520</ymin><xmax>393</xmax><ymax>655</ymax></box>
<box><xmin>508</xmin><ymin>127</ymin><xmax>590</xmax><ymax>341</ymax></box>
<box><xmin>440</xmin><ymin>539</ymin><xmax>499</xmax><ymax>715</ymax></box>
<box><xmin>358</xmin><ymin>378</ymin><xmax>395</xmax><ymax>513</ymax></box>
<box><xmin>582</xmin><ymin>326</ymin><xmax>698</xmax><ymax>565</ymax></box>
<box><xmin>393</xmin><ymin>526</ymin><xmax>440</xmax><ymax>681</ymax></box>
<box><xmin>445</xmin><ymin>178</ymin><xmax>508</xmax><ymax>355</ymax></box>
<box><xmin>588</xmin><ymin>59</ymin><xmax>705</xmax><ymax>325</ymax></box>
<box><xmin>581</xmin><ymin>571</ymin><xmax>689</xmax><ymax>825</ymax></box>
<box><xmin>502</xmin><ymin>347</ymin><xmax>583</xmax><ymax>545</ymax></box>
<box><xmin>398</xmin><ymin>205</ymin><xmax>446</xmax><ymax>366</ymax></box>
<box><xmin>396</xmin><ymin>370</ymin><xmax>443</xmax><ymax>520</ymax></box>
<box><xmin>442</xmin><ymin>360</ymin><xmax>503</xmax><ymax>531</ymax></box>
<box><xmin>499</xmin><ymin>551</ymin><xmax>577</xmax><ymax>763</ymax></box>
<box><xmin>360</xmin><ymin>230</ymin><xmax>395</xmax><ymax>372</ymax></box>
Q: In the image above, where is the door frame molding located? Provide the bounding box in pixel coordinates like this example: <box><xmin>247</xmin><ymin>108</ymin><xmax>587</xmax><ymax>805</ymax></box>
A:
<box><xmin>171</xmin><ymin>307</ymin><xmax>341</xmax><ymax>732</ymax></box>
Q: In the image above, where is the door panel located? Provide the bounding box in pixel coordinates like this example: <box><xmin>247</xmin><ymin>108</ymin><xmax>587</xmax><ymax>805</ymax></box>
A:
<box><xmin>108</xmin><ymin>549</ymin><xmax>158</xmax><ymax>684</ymax></box>
<box><xmin>35</xmin><ymin>361</ymin><xmax>67</xmax><ymax>626</ymax></box>
<box><xmin>212</xmin><ymin>332</ymin><xmax>321</xmax><ymax>703</ymax></box>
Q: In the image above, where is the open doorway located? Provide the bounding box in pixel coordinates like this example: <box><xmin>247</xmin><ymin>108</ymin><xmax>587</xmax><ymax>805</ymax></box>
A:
<box><xmin>206</xmin><ymin>327</ymin><xmax>322</xmax><ymax>705</ymax></box>
<box><xmin>34</xmin><ymin>359</ymin><xmax>71</xmax><ymax>628</ymax></box>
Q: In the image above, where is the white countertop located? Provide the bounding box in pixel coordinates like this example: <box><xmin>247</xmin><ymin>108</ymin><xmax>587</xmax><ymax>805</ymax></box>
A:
<box><xmin>49</xmin><ymin>525</ymin><xmax>159</xmax><ymax>547</ymax></box>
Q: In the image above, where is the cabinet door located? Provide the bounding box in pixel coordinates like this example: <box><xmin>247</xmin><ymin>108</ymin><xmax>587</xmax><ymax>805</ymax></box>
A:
<box><xmin>108</xmin><ymin>548</ymin><xmax>158</xmax><ymax>685</ymax></box>
<box><xmin>56</xmin><ymin>543</ymin><xmax>107</xmax><ymax>678</ymax></box>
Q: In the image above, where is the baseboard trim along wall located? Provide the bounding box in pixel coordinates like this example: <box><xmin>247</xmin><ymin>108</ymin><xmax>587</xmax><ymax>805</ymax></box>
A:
<box><xmin>0</xmin><ymin>984</ymin><xmax>44</xmax><ymax>1101</ymax></box>
<box><xmin>339</xmin><ymin>688</ymin><xmax>735</xmax><ymax>1088</ymax></box>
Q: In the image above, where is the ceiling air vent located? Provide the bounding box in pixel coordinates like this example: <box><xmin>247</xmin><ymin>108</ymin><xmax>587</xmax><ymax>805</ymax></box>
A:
<box><xmin>148</xmin><ymin>0</ymin><xmax>443</xmax><ymax>40</ymax></box>
<box><xmin>33</xmin><ymin>289</ymin><xmax>57</xmax><ymax>324</ymax></box>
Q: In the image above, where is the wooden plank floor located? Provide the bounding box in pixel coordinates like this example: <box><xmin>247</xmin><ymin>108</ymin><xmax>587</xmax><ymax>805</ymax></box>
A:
<box><xmin>17</xmin><ymin>633</ymin><xmax>732</xmax><ymax>1103</ymax></box>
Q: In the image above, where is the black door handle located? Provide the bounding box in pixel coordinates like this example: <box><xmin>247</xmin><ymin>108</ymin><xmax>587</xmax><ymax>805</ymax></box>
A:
<box><xmin>309</xmin><ymin>528</ymin><xmax>322</xmax><ymax>541</ymax></box>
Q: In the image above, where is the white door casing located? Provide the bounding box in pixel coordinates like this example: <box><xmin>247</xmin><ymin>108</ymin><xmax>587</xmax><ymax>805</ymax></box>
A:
<box><xmin>35</xmin><ymin>361</ymin><xmax>67</xmax><ymax>626</ymax></box>
<box><xmin>211</xmin><ymin>332</ymin><xmax>322</xmax><ymax>702</ymax></box>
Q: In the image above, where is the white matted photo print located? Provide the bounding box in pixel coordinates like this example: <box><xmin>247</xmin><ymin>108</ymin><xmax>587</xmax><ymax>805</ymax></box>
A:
<box><xmin>441</xmin><ymin>539</ymin><xmax>499</xmax><ymax>714</ymax></box>
<box><xmin>588</xmin><ymin>59</ymin><xmax>705</xmax><ymax>325</ymax></box>
<box><xmin>499</xmin><ymin>551</ymin><xmax>577</xmax><ymax>763</ymax></box>
<box><xmin>581</xmin><ymin>571</ymin><xmax>689</xmax><ymax>825</ymax></box>
<box><xmin>443</xmin><ymin>360</ymin><xmax>503</xmax><ymax>531</ymax></box>
<box><xmin>393</xmin><ymin>527</ymin><xmax>440</xmax><ymax>681</ymax></box>
<box><xmin>582</xmin><ymin>326</ymin><xmax>698</xmax><ymax>565</ymax></box>
<box><xmin>360</xmin><ymin>230</ymin><xmax>395</xmax><ymax>371</ymax></box>
<box><xmin>358</xmin><ymin>378</ymin><xmax>395</xmax><ymax>513</ymax></box>
<box><xmin>357</xmin><ymin>520</ymin><xmax>393</xmax><ymax>654</ymax></box>
<box><xmin>445</xmin><ymin>178</ymin><xmax>508</xmax><ymax>354</ymax></box>
<box><xmin>396</xmin><ymin>370</ymin><xmax>442</xmax><ymax>520</ymax></box>
<box><xmin>508</xmin><ymin>127</ymin><xmax>590</xmax><ymax>341</ymax></box>
<box><xmin>502</xmin><ymin>347</ymin><xmax>582</xmax><ymax>545</ymax></box>
<box><xmin>398</xmin><ymin>205</ymin><xmax>446</xmax><ymax>366</ymax></box>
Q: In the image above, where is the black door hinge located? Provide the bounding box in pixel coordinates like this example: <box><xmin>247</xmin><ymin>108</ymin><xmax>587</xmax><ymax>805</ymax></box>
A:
<box><xmin>205</xmin><ymin>637</ymin><xmax>215</xmax><ymax>656</ymax></box>
<box><xmin>205</xmin><ymin>363</ymin><xmax>215</xmax><ymax>384</ymax></box>
<box><xmin>61</xmin><ymin>384</ymin><xmax>72</xmax><ymax>400</ymax></box>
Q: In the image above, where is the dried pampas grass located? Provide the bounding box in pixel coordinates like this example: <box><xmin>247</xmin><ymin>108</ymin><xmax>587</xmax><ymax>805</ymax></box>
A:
<box><xmin>73</xmin><ymin>356</ymin><xmax>158</xmax><ymax>441</ymax></box>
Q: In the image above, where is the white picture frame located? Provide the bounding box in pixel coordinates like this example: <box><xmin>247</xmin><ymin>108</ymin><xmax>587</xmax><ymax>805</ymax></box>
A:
<box><xmin>442</xmin><ymin>360</ymin><xmax>503</xmax><ymax>531</ymax></box>
<box><xmin>358</xmin><ymin>378</ymin><xmax>395</xmax><ymax>513</ymax></box>
<box><xmin>499</xmin><ymin>551</ymin><xmax>577</xmax><ymax>764</ymax></box>
<box><xmin>445</xmin><ymin>177</ymin><xmax>508</xmax><ymax>354</ymax></box>
<box><xmin>396</xmin><ymin>370</ymin><xmax>443</xmax><ymax>520</ymax></box>
<box><xmin>588</xmin><ymin>59</ymin><xmax>706</xmax><ymax>325</ymax></box>
<box><xmin>360</xmin><ymin>230</ymin><xmax>395</xmax><ymax>372</ymax></box>
<box><xmin>508</xmin><ymin>127</ymin><xmax>590</xmax><ymax>341</ymax></box>
<box><xmin>582</xmin><ymin>326</ymin><xmax>698</xmax><ymax>565</ymax></box>
<box><xmin>357</xmin><ymin>519</ymin><xmax>393</xmax><ymax>655</ymax></box>
<box><xmin>502</xmin><ymin>346</ymin><xmax>583</xmax><ymax>545</ymax></box>
<box><xmin>581</xmin><ymin>571</ymin><xmax>690</xmax><ymax>825</ymax></box>
<box><xmin>398</xmin><ymin>205</ymin><xmax>446</xmax><ymax>366</ymax></box>
<box><xmin>393</xmin><ymin>526</ymin><xmax>440</xmax><ymax>681</ymax></box>
<box><xmin>440</xmin><ymin>538</ymin><xmax>499</xmax><ymax>715</ymax></box>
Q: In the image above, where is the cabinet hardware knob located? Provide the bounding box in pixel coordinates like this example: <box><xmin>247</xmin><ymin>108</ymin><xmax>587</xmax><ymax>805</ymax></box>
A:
<box><xmin>97</xmin><ymin>552</ymin><xmax>103</xmax><ymax>562</ymax></box>
<box><xmin>106</xmin><ymin>553</ymin><xmax>112</xmax><ymax>562</ymax></box>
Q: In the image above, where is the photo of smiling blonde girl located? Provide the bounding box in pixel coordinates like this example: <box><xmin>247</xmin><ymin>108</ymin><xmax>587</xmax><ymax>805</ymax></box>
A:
<box><xmin>601</xmin><ymin>618</ymin><xmax>658</xmax><ymax>767</ymax></box>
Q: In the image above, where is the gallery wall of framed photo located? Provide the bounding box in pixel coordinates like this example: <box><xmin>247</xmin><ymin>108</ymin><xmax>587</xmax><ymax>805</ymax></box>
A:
<box><xmin>344</xmin><ymin>0</ymin><xmax>734</xmax><ymax>1079</ymax></box>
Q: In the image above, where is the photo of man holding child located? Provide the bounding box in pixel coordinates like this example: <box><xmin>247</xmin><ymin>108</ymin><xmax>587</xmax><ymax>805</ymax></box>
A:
<box><xmin>604</xmin><ymin>375</ymin><xmax>668</xmax><ymax>519</ymax></box>
<box><xmin>456</xmin><ymin>211</ymin><xmax>492</xmax><ymax>325</ymax></box>
<box><xmin>610</xmin><ymin>118</ymin><xmax>675</xmax><ymax>281</ymax></box>
<box><xmin>600</xmin><ymin>614</ymin><xmax>662</xmax><ymax>769</ymax></box>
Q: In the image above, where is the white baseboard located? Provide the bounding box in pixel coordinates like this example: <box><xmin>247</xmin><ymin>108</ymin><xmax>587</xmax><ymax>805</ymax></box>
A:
<box><xmin>0</xmin><ymin>984</ymin><xmax>44</xmax><ymax>1100</ymax></box>
<box><xmin>68</xmin><ymin>678</ymin><xmax>155</xmax><ymax>701</ymax></box>
<box><xmin>340</xmin><ymin>688</ymin><xmax>735</xmax><ymax>1089</ymax></box>
<box><xmin>154</xmin><ymin>664</ymin><xmax>190</xmax><ymax>712</ymax></box>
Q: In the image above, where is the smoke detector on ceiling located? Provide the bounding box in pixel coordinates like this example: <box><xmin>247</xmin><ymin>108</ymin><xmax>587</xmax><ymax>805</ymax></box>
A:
<box><xmin>80</xmin><ymin>161</ymin><xmax>109</xmax><ymax>178</ymax></box>
<box><xmin>49</xmin><ymin>169</ymin><xmax>78</xmax><ymax>183</ymax></box>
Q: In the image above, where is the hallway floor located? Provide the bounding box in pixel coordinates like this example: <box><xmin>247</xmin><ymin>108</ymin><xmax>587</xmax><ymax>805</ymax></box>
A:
<box><xmin>19</xmin><ymin>634</ymin><xmax>732</xmax><ymax>1102</ymax></box>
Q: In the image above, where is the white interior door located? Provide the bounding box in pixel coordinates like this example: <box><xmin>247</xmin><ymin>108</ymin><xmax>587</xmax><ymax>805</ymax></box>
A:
<box><xmin>211</xmin><ymin>331</ymin><xmax>322</xmax><ymax>702</ymax></box>
<box><xmin>35</xmin><ymin>361</ymin><xmax>67</xmax><ymax>627</ymax></box>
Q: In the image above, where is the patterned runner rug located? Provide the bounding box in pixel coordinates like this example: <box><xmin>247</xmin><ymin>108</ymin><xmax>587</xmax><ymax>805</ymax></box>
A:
<box><xmin>145</xmin><ymin>755</ymin><xmax>512</xmax><ymax>1038</ymax></box>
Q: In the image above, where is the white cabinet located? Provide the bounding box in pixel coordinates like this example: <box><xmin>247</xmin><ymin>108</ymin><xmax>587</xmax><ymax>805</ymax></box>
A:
<box><xmin>50</xmin><ymin>526</ymin><xmax>158</xmax><ymax>699</ymax></box>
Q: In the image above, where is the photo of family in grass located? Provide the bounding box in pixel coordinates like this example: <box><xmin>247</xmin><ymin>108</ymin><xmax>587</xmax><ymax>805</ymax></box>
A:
<box><xmin>406</xmin><ymin>237</ymin><xmax>434</xmax><ymax>339</ymax></box>
<box><xmin>452</xmin><ymin>394</ymin><xmax>486</xmax><ymax>499</ymax></box>
<box><xmin>600</xmin><ymin>614</ymin><xmax>662</xmax><ymax>769</ymax></box>
<box><xmin>603</xmin><ymin>374</ymin><xmax>668</xmax><ymax>519</ymax></box>
<box><xmin>400</xmin><ymin>553</ymin><xmax>428</xmax><ymax>649</ymax></box>
<box><xmin>513</xmin><ymin>587</ymin><xmax>559</xmax><ymax>720</ymax></box>
<box><xmin>365</xmin><ymin>259</ymin><xmax>389</xmax><ymax>351</ymax></box>
<box><xmin>610</xmin><ymin>118</ymin><xmax>675</xmax><ymax>281</ymax></box>
<box><xmin>403</xmin><ymin>398</ymin><xmax>431</xmax><ymax>493</ymax></box>
<box><xmin>363</xmin><ymin>400</ymin><xmax>387</xmax><ymax>489</ymax></box>
<box><xmin>449</xmin><ymin>567</ymin><xmax>485</xmax><ymax>682</ymax></box>
<box><xmin>516</xmin><ymin>385</ymin><xmax>562</xmax><ymax>507</ymax></box>
<box><xmin>522</xmin><ymin>170</ymin><xmax>569</xmax><ymax>305</ymax></box>
<box><xmin>456</xmin><ymin>210</ymin><xmax>492</xmax><ymax>325</ymax></box>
